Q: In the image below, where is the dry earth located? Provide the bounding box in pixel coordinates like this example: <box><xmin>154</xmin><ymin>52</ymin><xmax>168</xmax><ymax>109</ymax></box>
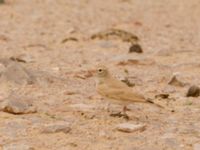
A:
<box><xmin>0</xmin><ymin>0</ymin><xmax>200</xmax><ymax>150</ymax></box>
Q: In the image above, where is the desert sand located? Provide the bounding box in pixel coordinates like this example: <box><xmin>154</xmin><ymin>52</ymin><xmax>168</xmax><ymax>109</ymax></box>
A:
<box><xmin>0</xmin><ymin>0</ymin><xmax>200</xmax><ymax>150</ymax></box>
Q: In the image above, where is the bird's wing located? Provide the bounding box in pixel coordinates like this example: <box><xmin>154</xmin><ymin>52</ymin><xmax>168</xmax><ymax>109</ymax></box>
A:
<box><xmin>98</xmin><ymin>84</ymin><xmax>146</xmax><ymax>103</ymax></box>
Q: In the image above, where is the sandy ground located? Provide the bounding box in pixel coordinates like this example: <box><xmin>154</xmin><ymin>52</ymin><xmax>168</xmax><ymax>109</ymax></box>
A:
<box><xmin>0</xmin><ymin>0</ymin><xmax>200</xmax><ymax>150</ymax></box>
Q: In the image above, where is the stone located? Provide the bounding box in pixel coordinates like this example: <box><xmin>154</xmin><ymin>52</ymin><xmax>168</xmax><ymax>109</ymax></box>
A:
<box><xmin>0</xmin><ymin>94</ymin><xmax>37</xmax><ymax>114</ymax></box>
<box><xmin>186</xmin><ymin>85</ymin><xmax>200</xmax><ymax>97</ymax></box>
<box><xmin>0</xmin><ymin>62</ymin><xmax>35</xmax><ymax>85</ymax></box>
<box><xmin>10</xmin><ymin>54</ymin><xmax>35</xmax><ymax>63</ymax></box>
<box><xmin>168</xmin><ymin>74</ymin><xmax>185</xmax><ymax>87</ymax></box>
<box><xmin>41</xmin><ymin>121</ymin><xmax>71</xmax><ymax>134</ymax></box>
<box><xmin>116</xmin><ymin>123</ymin><xmax>146</xmax><ymax>133</ymax></box>
<box><xmin>155</xmin><ymin>93</ymin><xmax>169</xmax><ymax>99</ymax></box>
<box><xmin>129</xmin><ymin>44</ymin><xmax>143</xmax><ymax>53</ymax></box>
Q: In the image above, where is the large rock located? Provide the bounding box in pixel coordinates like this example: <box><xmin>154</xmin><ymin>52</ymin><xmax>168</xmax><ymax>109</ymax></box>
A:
<box><xmin>2</xmin><ymin>63</ymin><xmax>34</xmax><ymax>84</ymax></box>
<box><xmin>0</xmin><ymin>94</ymin><xmax>37</xmax><ymax>114</ymax></box>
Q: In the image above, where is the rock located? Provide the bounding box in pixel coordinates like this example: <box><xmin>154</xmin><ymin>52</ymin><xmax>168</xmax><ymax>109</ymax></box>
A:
<box><xmin>0</xmin><ymin>94</ymin><xmax>37</xmax><ymax>114</ymax></box>
<box><xmin>194</xmin><ymin>143</ymin><xmax>200</xmax><ymax>150</ymax></box>
<box><xmin>155</xmin><ymin>93</ymin><xmax>169</xmax><ymax>99</ymax></box>
<box><xmin>10</xmin><ymin>54</ymin><xmax>35</xmax><ymax>63</ymax></box>
<box><xmin>168</xmin><ymin>74</ymin><xmax>185</xmax><ymax>87</ymax></box>
<box><xmin>129</xmin><ymin>44</ymin><xmax>143</xmax><ymax>53</ymax></box>
<box><xmin>0</xmin><ymin>61</ymin><xmax>36</xmax><ymax>85</ymax></box>
<box><xmin>3</xmin><ymin>143</ymin><xmax>34</xmax><ymax>150</ymax></box>
<box><xmin>41</xmin><ymin>121</ymin><xmax>71</xmax><ymax>134</ymax></box>
<box><xmin>116</xmin><ymin>123</ymin><xmax>146</xmax><ymax>133</ymax></box>
<box><xmin>186</xmin><ymin>85</ymin><xmax>200</xmax><ymax>97</ymax></box>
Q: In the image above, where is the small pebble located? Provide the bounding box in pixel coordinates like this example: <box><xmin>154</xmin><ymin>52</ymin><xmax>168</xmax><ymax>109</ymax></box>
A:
<box><xmin>129</xmin><ymin>44</ymin><xmax>143</xmax><ymax>53</ymax></box>
<box><xmin>155</xmin><ymin>93</ymin><xmax>169</xmax><ymax>99</ymax></box>
<box><xmin>186</xmin><ymin>85</ymin><xmax>200</xmax><ymax>97</ymax></box>
<box><xmin>168</xmin><ymin>75</ymin><xmax>185</xmax><ymax>87</ymax></box>
<box><xmin>10</xmin><ymin>54</ymin><xmax>35</xmax><ymax>63</ymax></box>
<box><xmin>116</xmin><ymin>123</ymin><xmax>146</xmax><ymax>133</ymax></box>
<box><xmin>0</xmin><ymin>94</ymin><xmax>37</xmax><ymax>114</ymax></box>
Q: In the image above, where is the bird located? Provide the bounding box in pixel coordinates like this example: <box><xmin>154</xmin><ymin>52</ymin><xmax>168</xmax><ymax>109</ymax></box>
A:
<box><xmin>95</xmin><ymin>64</ymin><xmax>164</xmax><ymax>119</ymax></box>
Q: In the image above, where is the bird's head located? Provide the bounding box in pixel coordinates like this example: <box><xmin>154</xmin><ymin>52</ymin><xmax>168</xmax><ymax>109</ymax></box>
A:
<box><xmin>96</xmin><ymin>65</ymin><xmax>109</xmax><ymax>78</ymax></box>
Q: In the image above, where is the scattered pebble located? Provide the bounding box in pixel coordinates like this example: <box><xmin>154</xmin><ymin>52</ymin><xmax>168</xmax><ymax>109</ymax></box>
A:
<box><xmin>129</xmin><ymin>44</ymin><xmax>143</xmax><ymax>53</ymax></box>
<box><xmin>41</xmin><ymin>122</ymin><xmax>71</xmax><ymax>134</ymax></box>
<box><xmin>186</xmin><ymin>85</ymin><xmax>200</xmax><ymax>97</ymax></box>
<box><xmin>0</xmin><ymin>61</ymin><xmax>36</xmax><ymax>84</ymax></box>
<box><xmin>168</xmin><ymin>74</ymin><xmax>185</xmax><ymax>87</ymax></box>
<box><xmin>155</xmin><ymin>93</ymin><xmax>169</xmax><ymax>99</ymax></box>
<box><xmin>116</xmin><ymin>123</ymin><xmax>146</xmax><ymax>133</ymax></box>
<box><xmin>0</xmin><ymin>94</ymin><xmax>37</xmax><ymax>114</ymax></box>
<box><xmin>10</xmin><ymin>54</ymin><xmax>35</xmax><ymax>63</ymax></box>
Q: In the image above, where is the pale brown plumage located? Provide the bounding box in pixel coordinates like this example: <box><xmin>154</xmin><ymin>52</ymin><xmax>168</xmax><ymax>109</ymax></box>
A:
<box><xmin>95</xmin><ymin>65</ymin><xmax>163</xmax><ymax>108</ymax></box>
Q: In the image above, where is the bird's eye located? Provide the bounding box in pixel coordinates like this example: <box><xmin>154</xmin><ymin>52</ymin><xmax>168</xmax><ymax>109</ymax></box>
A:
<box><xmin>98</xmin><ymin>69</ymin><xmax>102</xmax><ymax>72</ymax></box>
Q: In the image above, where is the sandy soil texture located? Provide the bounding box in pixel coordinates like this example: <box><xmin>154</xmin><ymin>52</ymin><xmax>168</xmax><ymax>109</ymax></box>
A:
<box><xmin>0</xmin><ymin>0</ymin><xmax>200</xmax><ymax>150</ymax></box>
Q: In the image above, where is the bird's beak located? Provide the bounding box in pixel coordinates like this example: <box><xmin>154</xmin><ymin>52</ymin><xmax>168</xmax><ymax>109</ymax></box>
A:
<box><xmin>89</xmin><ymin>69</ymin><xmax>96</xmax><ymax>76</ymax></box>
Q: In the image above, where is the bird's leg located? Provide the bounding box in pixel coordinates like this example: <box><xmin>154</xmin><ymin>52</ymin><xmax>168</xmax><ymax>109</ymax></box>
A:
<box><xmin>110</xmin><ymin>105</ymin><xmax>129</xmax><ymax>120</ymax></box>
<box><xmin>123</xmin><ymin>105</ymin><xmax>127</xmax><ymax>114</ymax></box>
<box><xmin>122</xmin><ymin>105</ymin><xmax>129</xmax><ymax>120</ymax></box>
